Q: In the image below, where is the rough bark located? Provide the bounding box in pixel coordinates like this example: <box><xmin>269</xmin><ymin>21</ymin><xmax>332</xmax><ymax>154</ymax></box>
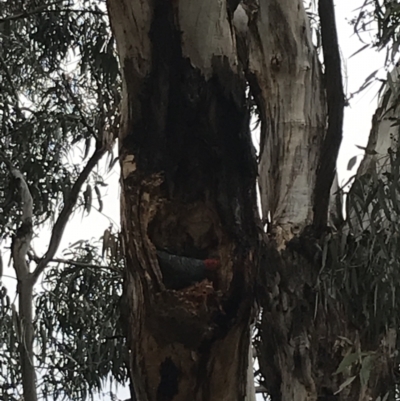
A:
<box><xmin>107</xmin><ymin>1</ymin><xmax>259</xmax><ymax>400</ymax></box>
<box><xmin>242</xmin><ymin>2</ymin><xmax>330</xmax><ymax>397</ymax></box>
<box><xmin>106</xmin><ymin>0</ymin><xmax>397</xmax><ymax>400</ymax></box>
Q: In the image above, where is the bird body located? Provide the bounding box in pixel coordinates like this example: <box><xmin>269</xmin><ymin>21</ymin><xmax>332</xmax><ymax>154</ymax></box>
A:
<box><xmin>156</xmin><ymin>250</ymin><xmax>220</xmax><ymax>290</ymax></box>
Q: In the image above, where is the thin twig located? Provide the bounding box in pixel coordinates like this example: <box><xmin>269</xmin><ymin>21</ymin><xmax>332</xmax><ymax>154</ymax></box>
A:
<box><xmin>2</xmin><ymin>274</ymin><xmax>17</xmax><ymax>281</ymax></box>
<box><xmin>48</xmin><ymin>257</ymin><xmax>121</xmax><ymax>273</ymax></box>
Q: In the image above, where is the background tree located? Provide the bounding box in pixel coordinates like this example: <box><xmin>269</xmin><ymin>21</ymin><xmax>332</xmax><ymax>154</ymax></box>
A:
<box><xmin>0</xmin><ymin>1</ymin><xmax>127</xmax><ymax>400</ymax></box>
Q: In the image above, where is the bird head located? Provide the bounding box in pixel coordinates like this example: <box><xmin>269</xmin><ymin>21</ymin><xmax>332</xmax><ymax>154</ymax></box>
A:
<box><xmin>203</xmin><ymin>258</ymin><xmax>221</xmax><ymax>271</ymax></box>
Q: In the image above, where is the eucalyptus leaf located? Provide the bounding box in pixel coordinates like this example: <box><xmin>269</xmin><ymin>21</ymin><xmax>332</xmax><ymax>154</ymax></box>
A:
<box><xmin>334</xmin><ymin>376</ymin><xmax>357</xmax><ymax>395</ymax></box>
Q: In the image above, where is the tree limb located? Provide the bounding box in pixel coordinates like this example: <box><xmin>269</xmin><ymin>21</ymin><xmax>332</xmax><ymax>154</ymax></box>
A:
<box><xmin>43</xmin><ymin>257</ymin><xmax>122</xmax><ymax>274</ymax></box>
<box><xmin>0</xmin><ymin>151</ymin><xmax>33</xmax><ymax>278</ymax></box>
<box><xmin>0</xmin><ymin>152</ymin><xmax>37</xmax><ymax>401</ymax></box>
<box><xmin>313</xmin><ymin>0</ymin><xmax>345</xmax><ymax>231</ymax></box>
<box><xmin>32</xmin><ymin>145</ymin><xmax>108</xmax><ymax>282</ymax></box>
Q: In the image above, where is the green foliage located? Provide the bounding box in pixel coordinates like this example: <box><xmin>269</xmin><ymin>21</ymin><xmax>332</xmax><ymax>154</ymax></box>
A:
<box><xmin>0</xmin><ymin>240</ymin><xmax>127</xmax><ymax>400</ymax></box>
<box><xmin>35</xmin><ymin>241</ymin><xmax>127</xmax><ymax>401</ymax></box>
<box><xmin>334</xmin><ymin>350</ymin><xmax>375</xmax><ymax>394</ymax></box>
<box><xmin>352</xmin><ymin>0</ymin><xmax>400</xmax><ymax>64</ymax></box>
<box><xmin>1</xmin><ymin>238</ymin><xmax>127</xmax><ymax>401</ymax></box>
<box><xmin>0</xmin><ymin>1</ymin><xmax>124</xmax><ymax>399</ymax></box>
<box><xmin>0</xmin><ymin>0</ymin><xmax>120</xmax><ymax>238</ymax></box>
<box><xmin>321</xmin><ymin>145</ymin><xmax>400</xmax><ymax>344</ymax></box>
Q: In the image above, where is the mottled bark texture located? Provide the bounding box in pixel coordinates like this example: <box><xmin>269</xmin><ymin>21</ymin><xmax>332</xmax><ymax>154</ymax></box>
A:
<box><xmin>107</xmin><ymin>0</ymin><xmax>396</xmax><ymax>400</ymax></box>
<box><xmin>247</xmin><ymin>0</ymin><xmax>326</xmax><ymax>242</ymax></box>
<box><xmin>107</xmin><ymin>1</ymin><xmax>259</xmax><ymax>400</ymax></box>
<box><xmin>250</xmin><ymin>1</ymin><xmax>395</xmax><ymax>401</ymax></box>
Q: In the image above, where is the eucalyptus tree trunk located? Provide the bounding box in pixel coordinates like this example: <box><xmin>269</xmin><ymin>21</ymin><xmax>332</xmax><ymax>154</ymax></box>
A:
<box><xmin>107</xmin><ymin>0</ymin><xmax>397</xmax><ymax>400</ymax></box>
<box><xmin>107</xmin><ymin>1</ymin><xmax>259</xmax><ymax>400</ymax></box>
<box><xmin>251</xmin><ymin>2</ymin><xmax>396</xmax><ymax>400</ymax></box>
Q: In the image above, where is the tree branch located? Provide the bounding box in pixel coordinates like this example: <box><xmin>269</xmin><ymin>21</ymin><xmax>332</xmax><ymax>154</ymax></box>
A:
<box><xmin>45</xmin><ymin>257</ymin><xmax>121</xmax><ymax>274</ymax></box>
<box><xmin>0</xmin><ymin>151</ymin><xmax>33</xmax><ymax>278</ymax></box>
<box><xmin>313</xmin><ymin>0</ymin><xmax>345</xmax><ymax>231</ymax></box>
<box><xmin>0</xmin><ymin>152</ymin><xmax>37</xmax><ymax>401</ymax></box>
<box><xmin>11</xmin><ymin>169</ymin><xmax>33</xmax><ymax>225</ymax></box>
<box><xmin>32</xmin><ymin>145</ymin><xmax>108</xmax><ymax>282</ymax></box>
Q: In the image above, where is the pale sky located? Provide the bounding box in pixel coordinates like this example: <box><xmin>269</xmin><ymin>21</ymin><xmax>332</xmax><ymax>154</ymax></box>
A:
<box><xmin>1</xmin><ymin>1</ymin><xmax>390</xmax><ymax>400</ymax></box>
<box><xmin>336</xmin><ymin>2</ymin><xmax>385</xmax><ymax>181</ymax></box>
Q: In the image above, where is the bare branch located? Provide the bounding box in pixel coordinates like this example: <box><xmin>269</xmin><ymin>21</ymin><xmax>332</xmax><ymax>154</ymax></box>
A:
<box><xmin>313</xmin><ymin>0</ymin><xmax>345</xmax><ymax>231</ymax></box>
<box><xmin>32</xmin><ymin>145</ymin><xmax>109</xmax><ymax>282</ymax></box>
<box><xmin>2</xmin><ymin>274</ymin><xmax>17</xmax><ymax>281</ymax></box>
<box><xmin>11</xmin><ymin>169</ymin><xmax>33</xmax><ymax>225</ymax></box>
<box><xmin>0</xmin><ymin>153</ymin><xmax>33</xmax><ymax>225</ymax></box>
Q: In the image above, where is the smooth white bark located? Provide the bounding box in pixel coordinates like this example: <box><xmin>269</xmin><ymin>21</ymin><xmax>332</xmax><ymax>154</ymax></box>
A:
<box><xmin>247</xmin><ymin>0</ymin><xmax>326</xmax><ymax>244</ymax></box>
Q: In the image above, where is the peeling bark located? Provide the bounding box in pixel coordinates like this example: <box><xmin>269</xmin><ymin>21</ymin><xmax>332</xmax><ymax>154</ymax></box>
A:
<box><xmin>107</xmin><ymin>0</ymin><xmax>395</xmax><ymax>400</ymax></box>
<box><xmin>107</xmin><ymin>1</ymin><xmax>259</xmax><ymax>400</ymax></box>
<box><xmin>246</xmin><ymin>0</ymin><xmax>326</xmax><ymax>241</ymax></box>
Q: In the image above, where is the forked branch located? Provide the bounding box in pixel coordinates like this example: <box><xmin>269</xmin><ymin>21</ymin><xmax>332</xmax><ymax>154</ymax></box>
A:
<box><xmin>32</xmin><ymin>145</ymin><xmax>109</xmax><ymax>282</ymax></box>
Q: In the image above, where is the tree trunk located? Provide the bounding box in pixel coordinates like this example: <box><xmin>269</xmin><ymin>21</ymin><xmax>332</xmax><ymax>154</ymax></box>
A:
<box><xmin>107</xmin><ymin>1</ymin><xmax>259</xmax><ymax>400</ymax></box>
<box><xmin>251</xmin><ymin>2</ymin><xmax>396</xmax><ymax>401</ymax></box>
<box><xmin>107</xmin><ymin>0</ymin><xmax>397</xmax><ymax>400</ymax></box>
<box><xmin>18</xmin><ymin>276</ymin><xmax>37</xmax><ymax>401</ymax></box>
<box><xmin>247</xmin><ymin>0</ymin><xmax>326</xmax><ymax>239</ymax></box>
<box><xmin>244</xmin><ymin>1</ymin><xmax>330</xmax><ymax>396</ymax></box>
<box><xmin>10</xmin><ymin>169</ymin><xmax>37</xmax><ymax>401</ymax></box>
